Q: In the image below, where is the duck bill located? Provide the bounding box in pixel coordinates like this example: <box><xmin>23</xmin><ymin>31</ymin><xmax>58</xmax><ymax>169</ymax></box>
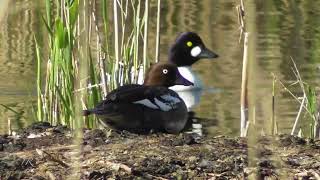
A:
<box><xmin>175</xmin><ymin>72</ymin><xmax>194</xmax><ymax>86</ymax></box>
<box><xmin>198</xmin><ymin>47</ymin><xmax>219</xmax><ymax>59</ymax></box>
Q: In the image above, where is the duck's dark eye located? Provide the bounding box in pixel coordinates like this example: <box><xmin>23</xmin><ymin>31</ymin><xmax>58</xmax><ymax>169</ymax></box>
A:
<box><xmin>186</xmin><ymin>41</ymin><xmax>193</xmax><ymax>47</ymax></box>
<box><xmin>162</xmin><ymin>69</ymin><xmax>168</xmax><ymax>74</ymax></box>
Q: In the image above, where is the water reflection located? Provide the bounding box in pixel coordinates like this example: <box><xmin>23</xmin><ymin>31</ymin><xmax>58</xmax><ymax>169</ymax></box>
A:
<box><xmin>1</xmin><ymin>1</ymin><xmax>320</xmax><ymax>136</ymax></box>
<box><xmin>0</xmin><ymin>0</ymin><xmax>44</xmax><ymax>133</ymax></box>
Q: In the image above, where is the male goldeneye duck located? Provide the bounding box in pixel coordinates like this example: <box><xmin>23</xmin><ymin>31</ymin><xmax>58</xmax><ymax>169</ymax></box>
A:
<box><xmin>169</xmin><ymin>32</ymin><xmax>219</xmax><ymax>91</ymax></box>
<box><xmin>83</xmin><ymin>62</ymin><xmax>193</xmax><ymax>134</ymax></box>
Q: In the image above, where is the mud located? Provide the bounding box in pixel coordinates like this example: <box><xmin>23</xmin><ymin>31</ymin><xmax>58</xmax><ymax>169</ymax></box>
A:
<box><xmin>0</xmin><ymin>122</ymin><xmax>319</xmax><ymax>179</ymax></box>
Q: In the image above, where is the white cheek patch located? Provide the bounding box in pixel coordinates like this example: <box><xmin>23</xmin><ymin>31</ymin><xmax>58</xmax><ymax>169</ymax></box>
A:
<box><xmin>133</xmin><ymin>99</ymin><xmax>159</xmax><ymax>109</ymax></box>
<box><xmin>190</xmin><ymin>46</ymin><xmax>201</xmax><ymax>57</ymax></box>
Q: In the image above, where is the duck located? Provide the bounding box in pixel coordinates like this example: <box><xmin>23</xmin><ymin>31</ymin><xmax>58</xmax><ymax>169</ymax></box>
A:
<box><xmin>136</xmin><ymin>32</ymin><xmax>218</xmax><ymax>89</ymax></box>
<box><xmin>135</xmin><ymin>32</ymin><xmax>218</xmax><ymax>110</ymax></box>
<box><xmin>168</xmin><ymin>32</ymin><xmax>219</xmax><ymax>91</ymax></box>
<box><xmin>83</xmin><ymin>62</ymin><xmax>193</xmax><ymax>134</ymax></box>
<box><xmin>169</xmin><ymin>32</ymin><xmax>219</xmax><ymax>110</ymax></box>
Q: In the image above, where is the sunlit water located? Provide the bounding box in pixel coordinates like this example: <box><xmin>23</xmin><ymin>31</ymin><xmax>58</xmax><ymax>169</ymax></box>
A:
<box><xmin>1</xmin><ymin>0</ymin><xmax>320</xmax><ymax>136</ymax></box>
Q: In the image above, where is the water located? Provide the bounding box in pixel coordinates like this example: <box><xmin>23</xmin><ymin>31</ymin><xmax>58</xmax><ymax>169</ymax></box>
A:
<box><xmin>1</xmin><ymin>0</ymin><xmax>319</xmax><ymax>136</ymax></box>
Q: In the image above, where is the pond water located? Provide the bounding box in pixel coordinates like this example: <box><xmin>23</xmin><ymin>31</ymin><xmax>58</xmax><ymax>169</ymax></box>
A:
<box><xmin>1</xmin><ymin>0</ymin><xmax>320</xmax><ymax>136</ymax></box>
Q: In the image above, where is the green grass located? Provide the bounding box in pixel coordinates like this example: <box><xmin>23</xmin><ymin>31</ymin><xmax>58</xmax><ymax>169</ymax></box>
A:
<box><xmin>36</xmin><ymin>0</ymin><xmax>158</xmax><ymax>129</ymax></box>
<box><xmin>306</xmin><ymin>85</ymin><xmax>317</xmax><ymax>139</ymax></box>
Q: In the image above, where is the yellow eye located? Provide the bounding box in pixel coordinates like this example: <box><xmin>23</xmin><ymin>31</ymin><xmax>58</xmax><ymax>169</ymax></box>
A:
<box><xmin>187</xmin><ymin>41</ymin><xmax>193</xmax><ymax>47</ymax></box>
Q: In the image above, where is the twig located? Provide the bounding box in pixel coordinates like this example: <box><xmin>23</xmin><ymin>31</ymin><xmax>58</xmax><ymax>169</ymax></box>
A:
<box><xmin>236</xmin><ymin>0</ymin><xmax>245</xmax><ymax>43</ymax></box>
<box><xmin>145</xmin><ymin>173</ymin><xmax>169</xmax><ymax>180</ymax></box>
<box><xmin>99</xmin><ymin>160</ymin><xmax>132</xmax><ymax>173</ymax></box>
<box><xmin>73</xmin><ymin>82</ymin><xmax>104</xmax><ymax>92</ymax></box>
<box><xmin>36</xmin><ymin>148</ymin><xmax>70</xmax><ymax>168</ymax></box>
<box><xmin>8</xmin><ymin>118</ymin><xmax>12</xmax><ymax>136</ymax></box>
<box><xmin>92</xmin><ymin>2</ymin><xmax>108</xmax><ymax>97</ymax></box>
<box><xmin>291</xmin><ymin>94</ymin><xmax>306</xmax><ymax>135</ymax></box>
<box><xmin>275</xmin><ymin>75</ymin><xmax>312</xmax><ymax>116</ymax></box>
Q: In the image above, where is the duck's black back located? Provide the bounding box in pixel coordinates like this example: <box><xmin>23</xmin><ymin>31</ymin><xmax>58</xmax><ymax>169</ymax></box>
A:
<box><xmin>89</xmin><ymin>84</ymin><xmax>187</xmax><ymax>133</ymax></box>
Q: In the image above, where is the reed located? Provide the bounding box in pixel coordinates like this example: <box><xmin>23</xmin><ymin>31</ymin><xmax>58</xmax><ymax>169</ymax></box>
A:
<box><xmin>275</xmin><ymin>58</ymin><xmax>319</xmax><ymax>139</ymax></box>
<box><xmin>36</xmin><ymin>0</ymin><xmax>158</xmax><ymax>128</ymax></box>
<box><xmin>271</xmin><ymin>74</ymin><xmax>277</xmax><ymax>135</ymax></box>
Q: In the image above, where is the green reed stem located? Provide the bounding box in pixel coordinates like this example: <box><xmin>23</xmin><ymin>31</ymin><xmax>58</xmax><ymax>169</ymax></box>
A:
<box><xmin>143</xmin><ymin>0</ymin><xmax>149</xmax><ymax>74</ymax></box>
<box><xmin>35</xmin><ymin>37</ymin><xmax>43</xmax><ymax>122</ymax></box>
<box><xmin>36</xmin><ymin>0</ymin><xmax>160</xmax><ymax>129</ymax></box>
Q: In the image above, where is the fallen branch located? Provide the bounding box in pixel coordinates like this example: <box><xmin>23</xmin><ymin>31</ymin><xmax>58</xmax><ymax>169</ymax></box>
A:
<box><xmin>97</xmin><ymin>160</ymin><xmax>132</xmax><ymax>174</ymax></box>
<box><xmin>36</xmin><ymin>148</ymin><xmax>70</xmax><ymax>168</ymax></box>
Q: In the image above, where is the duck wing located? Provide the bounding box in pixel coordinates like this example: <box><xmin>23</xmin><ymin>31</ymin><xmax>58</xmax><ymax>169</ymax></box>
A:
<box><xmin>130</xmin><ymin>86</ymin><xmax>183</xmax><ymax>112</ymax></box>
<box><xmin>96</xmin><ymin>85</ymin><xmax>182</xmax><ymax>112</ymax></box>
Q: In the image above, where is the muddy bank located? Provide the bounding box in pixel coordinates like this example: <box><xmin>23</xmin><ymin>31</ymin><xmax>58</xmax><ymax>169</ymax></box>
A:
<box><xmin>0</xmin><ymin>122</ymin><xmax>320</xmax><ymax>179</ymax></box>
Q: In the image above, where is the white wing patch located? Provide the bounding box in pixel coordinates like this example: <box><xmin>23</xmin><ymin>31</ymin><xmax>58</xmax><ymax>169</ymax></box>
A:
<box><xmin>160</xmin><ymin>95</ymin><xmax>181</xmax><ymax>103</ymax></box>
<box><xmin>154</xmin><ymin>98</ymin><xmax>172</xmax><ymax>111</ymax></box>
<box><xmin>191</xmin><ymin>46</ymin><xmax>201</xmax><ymax>57</ymax></box>
<box><xmin>133</xmin><ymin>99</ymin><xmax>159</xmax><ymax>109</ymax></box>
<box><xmin>133</xmin><ymin>94</ymin><xmax>181</xmax><ymax>111</ymax></box>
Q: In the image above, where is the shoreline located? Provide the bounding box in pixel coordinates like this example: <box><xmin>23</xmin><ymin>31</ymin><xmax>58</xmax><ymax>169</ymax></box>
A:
<box><xmin>1</xmin><ymin>122</ymin><xmax>319</xmax><ymax>179</ymax></box>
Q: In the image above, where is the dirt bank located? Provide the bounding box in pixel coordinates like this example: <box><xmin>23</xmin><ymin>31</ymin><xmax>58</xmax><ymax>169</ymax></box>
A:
<box><xmin>0</xmin><ymin>122</ymin><xmax>319</xmax><ymax>179</ymax></box>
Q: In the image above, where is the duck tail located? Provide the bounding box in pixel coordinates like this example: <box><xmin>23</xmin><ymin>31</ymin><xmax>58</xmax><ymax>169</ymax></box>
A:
<box><xmin>82</xmin><ymin>109</ymin><xmax>92</xmax><ymax>116</ymax></box>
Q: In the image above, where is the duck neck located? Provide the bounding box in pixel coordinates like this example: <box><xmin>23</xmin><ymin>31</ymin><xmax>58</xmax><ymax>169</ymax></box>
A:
<box><xmin>143</xmin><ymin>79</ymin><xmax>169</xmax><ymax>87</ymax></box>
<box><xmin>177</xmin><ymin>66</ymin><xmax>195</xmax><ymax>83</ymax></box>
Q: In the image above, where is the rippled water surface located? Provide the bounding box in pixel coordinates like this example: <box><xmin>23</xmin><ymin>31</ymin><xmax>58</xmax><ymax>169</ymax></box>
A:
<box><xmin>1</xmin><ymin>0</ymin><xmax>320</xmax><ymax>136</ymax></box>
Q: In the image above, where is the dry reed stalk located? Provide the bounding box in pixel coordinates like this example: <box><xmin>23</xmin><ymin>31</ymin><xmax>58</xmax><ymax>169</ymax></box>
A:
<box><xmin>155</xmin><ymin>0</ymin><xmax>161</xmax><ymax>62</ymax></box>
<box><xmin>240</xmin><ymin>32</ymin><xmax>249</xmax><ymax>137</ymax></box>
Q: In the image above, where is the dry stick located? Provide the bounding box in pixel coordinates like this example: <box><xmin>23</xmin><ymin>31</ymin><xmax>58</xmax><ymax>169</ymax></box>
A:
<box><xmin>275</xmin><ymin>77</ymin><xmax>310</xmax><ymax>135</ymax></box>
<box><xmin>289</xmin><ymin>57</ymin><xmax>312</xmax><ymax>135</ymax></box>
<box><xmin>240</xmin><ymin>32</ymin><xmax>249</xmax><ymax>137</ymax></box>
<box><xmin>36</xmin><ymin>148</ymin><xmax>70</xmax><ymax>168</ymax></box>
<box><xmin>274</xmin><ymin>57</ymin><xmax>316</xmax><ymax>135</ymax></box>
<box><xmin>291</xmin><ymin>95</ymin><xmax>306</xmax><ymax>135</ymax></box>
<box><xmin>272</xmin><ymin>75</ymin><xmax>276</xmax><ymax>135</ymax></box>
<box><xmin>92</xmin><ymin>3</ymin><xmax>108</xmax><ymax>98</ymax></box>
<box><xmin>104</xmin><ymin>160</ymin><xmax>132</xmax><ymax>173</ymax></box>
<box><xmin>276</xmin><ymin>78</ymin><xmax>312</xmax><ymax>114</ymax></box>
<box><xmin>236</xmin><ymin>0</ymin><xmax>245</xmax><ymax>42</ymax></box>
<box><xmin>8</xmin><ymin>118</ymin><xmax>11</xmax><ymax>136</ymax></box>
<box><xmin>155</xmin><ymin>0</ymin><xmax>161</xmax><ymax>63</ymax></box>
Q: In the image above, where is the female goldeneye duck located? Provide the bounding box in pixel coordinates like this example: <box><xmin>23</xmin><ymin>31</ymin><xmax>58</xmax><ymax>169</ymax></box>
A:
<box><xmin>83</xmin><ymin>62</ymin><xmax>193</xmax><ymax>134</ymax></box>
<box><xmin>169</xmin><ymin>32</ymin><xmax>219</xmax><ymax>90</ymax></box>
